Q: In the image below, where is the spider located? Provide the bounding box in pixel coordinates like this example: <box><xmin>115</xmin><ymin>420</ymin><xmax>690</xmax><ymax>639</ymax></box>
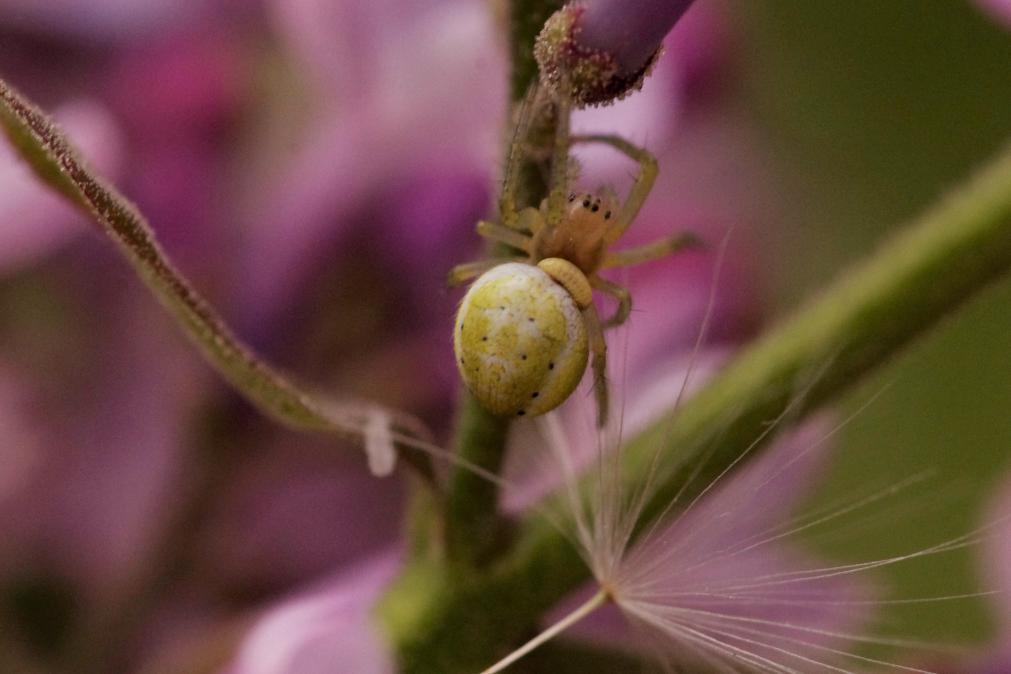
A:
<box><xmin>449</xmin><ymin>91</ymin><xmax>696</xmax><ymax>426</ymax></box>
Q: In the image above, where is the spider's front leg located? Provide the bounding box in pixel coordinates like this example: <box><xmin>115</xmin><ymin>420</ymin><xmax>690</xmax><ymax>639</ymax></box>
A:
<box><xmin>475</xmin><ymin>220</ymin><xmax>533</xmax><ymax>253</ymax></box>
<box><xmin>582</xmin><ymin>303</ymin><xmax>609</xmax><ymax>427</ymax></box>
<box><xmin>570</xmin><ymin>134</ymin><xmax>658</xmax><ymax>245</ymax></box>
<box><xmin>603</xmin><ymin>232</ymin><xmax>702</xmax><ymax>269</ymax></box>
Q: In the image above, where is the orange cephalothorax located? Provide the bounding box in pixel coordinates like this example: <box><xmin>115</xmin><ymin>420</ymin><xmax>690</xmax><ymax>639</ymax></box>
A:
<box><xmin>532</xmin><ymin>192</ymin><xmax>614</xmax><ymax>273</ymax></box>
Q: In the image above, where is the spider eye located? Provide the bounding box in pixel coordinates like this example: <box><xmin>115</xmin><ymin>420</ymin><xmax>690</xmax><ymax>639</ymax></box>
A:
<box><xmin>591</xmin><ymin>204</ymin><xmax>600</xmax><ymax>213</ymax></box>
<box><xmin>582</xmin><ymin>199</ymin><xmax>591</xmax><ymax>208</ymax></box>
<box><xmin>604</xmin><ymin>211</ymin><xmax>612</xmax><ymax>219</ymax></box>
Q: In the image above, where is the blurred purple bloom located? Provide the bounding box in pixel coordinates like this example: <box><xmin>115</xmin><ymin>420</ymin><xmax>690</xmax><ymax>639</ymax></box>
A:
<box><xmin>195</xmin><ymin>446</ymin><xmax>404</xmax><ymax>593</ymax></box>
<box><xmin>225</xmin><ymin>550</ymin><xmax>399</xmax><ymax>674</ymax></box>
<box><xmin>240</xmin><ymin>0</ymin><xmax>504</xmax><ymax>326</ymax></box>
<box><xmin>0</xmin><ymin>287</ymin><xmax>205</xmax><ymax>590</ymax></box>
<box><xmin>535</xmin><ymin>0</ymin><xmax>699</xmax><ymax>105</ymax></box>
<box><xmin>578</xmin><ymin>0</ymin><xmax>697</xmax><ymax>76</ymax></box>
<box><xmin>0</xmin><ymin>0</ymin><xmax>229</xmax><ymax>42</ymax></box>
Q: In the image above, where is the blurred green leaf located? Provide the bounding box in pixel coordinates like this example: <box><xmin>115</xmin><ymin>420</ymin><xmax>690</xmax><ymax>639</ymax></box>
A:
<box><xmin>743</xmin><ymin>0</ymin><xmax>1011</xmax><ymax>650</ymax></box>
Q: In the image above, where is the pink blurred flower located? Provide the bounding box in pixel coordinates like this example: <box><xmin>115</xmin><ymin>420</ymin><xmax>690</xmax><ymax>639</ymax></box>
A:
<box><xmin>240</xmin><ymin>0</ymin><xmax>506</xmax><ymax>325</ymax></box>
<box><xmin>0</xmin><ymin>285</ymin><xmax>206</xmax><ymax>592</ymax></box>
<box><xmin>225</xmin><ymin>550</ymin><xmax>400</xmax><ymax>674</ymax></box>
<box><xmin>576</xmin><ymin>0</ymin><xmax>698</xmax><ymax>77</ymax></box>
<box><xmin>0</xmin><ymin>0</ymin><xmax>233</xmax><ymax>42</ymax></box>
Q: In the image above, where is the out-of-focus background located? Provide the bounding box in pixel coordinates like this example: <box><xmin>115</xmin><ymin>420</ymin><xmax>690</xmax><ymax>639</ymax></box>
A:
<box><xmin>0</xmin><ymin>0</ymin><xmax>1009</xmax><ymax>672</ymax></box>
<box><xmin>746</xmin><ymin>2</ymin><xmax>1011</xmax><ymax>654</ymax></box>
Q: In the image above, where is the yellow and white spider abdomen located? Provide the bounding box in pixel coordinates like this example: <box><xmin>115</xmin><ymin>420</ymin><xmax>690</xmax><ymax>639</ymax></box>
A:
<box><xmin>454</xmin><ymin>262</ymin><xmax>588</xmax><ymax>417</ymax></box>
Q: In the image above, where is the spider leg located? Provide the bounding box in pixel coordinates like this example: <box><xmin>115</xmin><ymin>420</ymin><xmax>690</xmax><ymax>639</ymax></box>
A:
<box><xmin>602</xmin><ymin>232</ymin><xmax>701</xmax><ymax>269</ymax></box>
<box><xmin>447</xmin><ymin>257</ymin><xmax>521</xmax><ymax>287</ymax></box>
<box><xmin>499</xmin><ymin>84</ymin><xmax>544</xmax><ymax>229</ymax></box>
<box><xmin>591</xmin><ymin>276</ymin><xmax>631</xmax><ymax>329</ymax></box>
<box><xmin>476</xmin><ymin>220</ymin><xmax>533</xmax><ymax>253</ymax></box>
<box><xmin>570</xmin><ymin>134</ymin><xmax>657</xmax><ymax>245</ymax></box>
<box><xmin>582</xmin><ymin>303</ymin><xmax>609</xmax><ymax>427</ymax></box>
<box><xmin>544</xmin><ymin>96</ymin><xmax>573</xmax><ymax>229</ymax></box>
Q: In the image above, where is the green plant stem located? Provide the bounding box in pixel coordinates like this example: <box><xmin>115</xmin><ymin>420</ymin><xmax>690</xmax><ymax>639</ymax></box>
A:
<box><xmin>443</xmin><ymin>394</ymin><xmax>513</xmax><ymax>564</ymax></box>
<box><xmin>506</xmin><ymin>0</ymin><xmax>564</xmax><ymax>99</ymax></box>
<box><xmin>380</xmin><ymin>140</ymin><xmax>1011</xmax><ymax>671</ymax></box>
<box><xmin>439</xmin><ymin>0</ymin><xmax>565</xmax><ymax>565</ymax></box>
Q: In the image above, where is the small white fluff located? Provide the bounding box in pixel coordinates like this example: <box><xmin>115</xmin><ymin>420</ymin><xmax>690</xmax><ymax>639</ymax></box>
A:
<box><xmin>364</xmin><ymin>409</ymin><xmax>396</xmax><ymax>477</ymax></box>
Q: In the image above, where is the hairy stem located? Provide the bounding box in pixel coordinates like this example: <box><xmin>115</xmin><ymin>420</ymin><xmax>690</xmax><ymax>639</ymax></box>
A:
<box><xmin>443</xmin><ymin>395</ymin><xmax>513</xmax><ymax>564</ymax></box>
<box><xmin>0</xmin><ymin>77</ymin><xmax>431</xmax><ymax>472</ymax></box>
<box><xmin>381</xmin><ymin>140</ymin><xmax>1011</xmax><ymax>671</ymax></box>
<box><xmin>507</xmin><ymin>0</ymin><xmax>565</xmax><ymax>99</ymax></box>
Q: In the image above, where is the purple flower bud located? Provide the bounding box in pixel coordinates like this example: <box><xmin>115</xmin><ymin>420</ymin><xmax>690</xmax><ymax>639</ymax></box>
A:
<box><xmin>535</xmin><ymin>0</ymin><xmax>696</xmax><ymax>106</ymax></box>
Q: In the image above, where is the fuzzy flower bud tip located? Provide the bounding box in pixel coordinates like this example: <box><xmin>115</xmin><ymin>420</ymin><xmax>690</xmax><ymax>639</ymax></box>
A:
<box><xmin>535</xmin><ymin>0</ymin><xmax>696</xmax><ymax>106</ymax></box>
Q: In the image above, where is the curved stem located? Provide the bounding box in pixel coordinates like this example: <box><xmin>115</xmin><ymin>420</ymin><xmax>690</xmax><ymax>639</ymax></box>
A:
<box><xmin>0</xmin><ymin>77</ymin><xmax>432</xmax><ymax>472</ymax></box>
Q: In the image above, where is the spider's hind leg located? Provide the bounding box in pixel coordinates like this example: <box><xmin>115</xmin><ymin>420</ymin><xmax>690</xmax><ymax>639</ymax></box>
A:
<box><xmin>543</xmin><ymin>96</ymin><xmax>573</xmax><ymax>229</ymax></box>
<box><xmin>582</xmin><ymin>303</ymin><xmax>609</xmax><ymax>428</ymax></box>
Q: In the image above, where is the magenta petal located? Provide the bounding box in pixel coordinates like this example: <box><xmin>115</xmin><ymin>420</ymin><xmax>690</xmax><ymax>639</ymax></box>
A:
<box><xmin>0</xmin><ymin>0</ymin><xmax>207</xmax><ymax>41</ymax></box>
<box><xmin>226</xmin><ymin>551</ymin><xmax>400</xmax><ymax>674</ymax></box>
<box><xmin>577</xmin><ymin>0</ymin><xmax>697</xmax><ymax>75</ymax></box>
<box><xmin>198</xmin><ymin>448</ymin><xmax>404</xmax><ymax>591</ymax></box>
<box><xmin>0</xmin><ymin>289</ymin><xmax>206</xmax><ymax>589</ymax></box>
<box><xmin>239</xmin><ymin>0</ymin><xmax>503</xmax><ymax>323</ymax></box>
